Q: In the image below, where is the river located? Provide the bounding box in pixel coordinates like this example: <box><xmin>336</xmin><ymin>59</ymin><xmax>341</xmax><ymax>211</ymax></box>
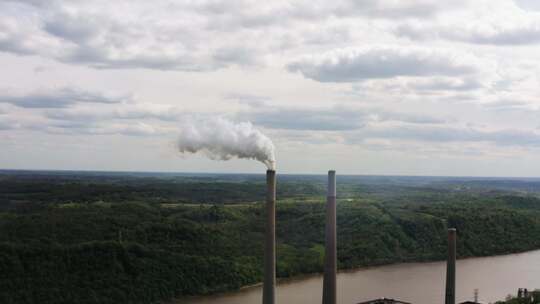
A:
<box><xmin>180</xmin><ymin>250</ymin><xmax>540</xmax><ymax>304</ymax></box>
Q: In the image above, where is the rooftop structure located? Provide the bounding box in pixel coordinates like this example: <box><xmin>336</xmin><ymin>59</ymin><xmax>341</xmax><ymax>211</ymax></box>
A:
<box><xmin>357</xmin><ymin>298</ymin><xmax>411</xmax><ymax>304</ymax></box>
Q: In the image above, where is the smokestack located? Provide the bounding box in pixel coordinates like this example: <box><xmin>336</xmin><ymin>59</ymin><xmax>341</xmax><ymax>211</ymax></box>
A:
<box><xmin>322</xmin><ymin>170</ymin><xmax>337</xmax><ymax>304</ymax></box>
<box><xmin>263</xmin><ymin>170</ymin><xmax>276</xmax><ymax>304</ymax></box>
<box><xmin>445</xmin><ymin>228</ymin><xmax>456</xmax><ymax>304</ymax></box>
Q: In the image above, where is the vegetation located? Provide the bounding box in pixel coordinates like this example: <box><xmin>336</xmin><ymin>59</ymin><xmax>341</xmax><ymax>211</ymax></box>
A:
<box><xmin>1</xmin><ymin>170</ymin><xmax>540</xmax><ymax>303</ymax></box>
<box><xmin>496</xmin><ymin>290</ymin><xmax>540</xmax><ymax>304</ymax></box>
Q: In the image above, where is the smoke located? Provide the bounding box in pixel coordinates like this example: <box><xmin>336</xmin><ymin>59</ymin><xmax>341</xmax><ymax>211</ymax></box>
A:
<box><xmin>177</xmin><ymin>117</ymin><xmax>276</xmax><ymax>170</ymax></box>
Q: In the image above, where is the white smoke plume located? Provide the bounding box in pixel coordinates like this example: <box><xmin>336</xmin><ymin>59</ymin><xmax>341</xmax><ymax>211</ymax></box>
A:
<box><xmin>177</xmin><ymin>117</ymin><xmax>276</xmax><ymax>170</ymax></box>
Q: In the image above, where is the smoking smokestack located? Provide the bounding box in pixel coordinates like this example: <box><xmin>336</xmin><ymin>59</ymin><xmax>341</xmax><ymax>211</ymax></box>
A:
<box><xmin>322</xmin><ymin>170</ymin><xmax>337</xmax><ymax>304</ymax></box>
<box><xmin>177</xmin><ymin>117</ymin><xmax>276</xmax><ymax>170</ymax></box>
<box><xmin>445</xmin><ymin>228</ymin><xmax>456</xmax><ymax>304</ymax></box>
<box><xmin>176</xmin><ymin>117</ymin><xmax>277</xmax><ymax>303</ymax></box>
<box><xmin>263</xmin><ymin>170</ymin><xmax>276</xmax><ymax>304</ymax></box>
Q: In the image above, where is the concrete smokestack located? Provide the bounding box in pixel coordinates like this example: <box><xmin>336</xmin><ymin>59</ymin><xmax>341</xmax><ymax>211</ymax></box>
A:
<box><xmin>263</xmin><ymin>170</ymin><xmax>276</xmax><ymax>304</ymax></box>
<box><xmin>322</xmin><ymin>170</ymin><xmax>337</xmax><ymax>304</ymax></box>
<box><xmin>445</xmin><ymin>228</ymin><xmax>456</xmax><ymax>304</ymax></box>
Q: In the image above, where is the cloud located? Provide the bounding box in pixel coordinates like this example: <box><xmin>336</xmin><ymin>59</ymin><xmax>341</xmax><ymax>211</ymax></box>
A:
<box><xmin>244</xmin><ymin>107</ymin><xmax>369</xmax><ymax>131</ymax></box>
<box><xmin>284</xmin><ymin>0</ymin><xmax>466</xmax><ymax>21</ymax></box>
<box><xmin>43</xmin><ymin>121</ymin><xmax>170</xmax><ymax>137</ymax></box>
<box><xmin>0</xmin><ymin>110</ymin><xmax>45</xmax><ymax>131</ymax></box>
<box><xmin>481</xmin><ymin>98</ymin><xmax>540</xmax><ymax>111</ymax></box>
<box><xmin>0</xmin><ymin>7</ymin><xmax>64</xmax><ymax>56</ymax></box>
<box><xmin>395</xmin><ymin>8</ymin><xmax>540</xmax><ymax>46</ymax></box>
<box><xmin>0</xmin><ymin>87</ymin><xmax>131</xmax><ymax>108</ymax></box>
<box><xmin>0</xmin><ymin>119</ymin><xmax>12</xmax><ymax>130</ymax></box>
<box><xmin>237</xmin><ymin>101</ymin><xmax>540</xmax><ymax>151</ymax></box>
<box><xmin>44</xmin><ymin>102</ymin><xmax>184</xmax><ymax>122</ymax></box>
<box><xmin>451</xmin><ymin>26</ymin><xmax>540</xmax><ymax>45</ymax></box>
<box><xmin>35</xmin><ymin>101</ymin><xmax>197</xmax><ymax>137</ymax></box>
<box><xmin>0</xmin><ymin>1</ymin><xmax>263</xmax><ymax>70</ymax></box>
<box><xmin>0</xmin><ymin>90</ymin><xmax>197</xmax><ymax>137</ymax></box>
<box><xmin>513</xmin><ymin>0</ymin><xmax>540</xmax><ymax>11</ymax></box>
<box><xmin>106</xmin><ymin>122</ymin><xmax>168</xmax><ymax>136</ymax></box>
<box><xmin>407</xmin><ymin>77</ymin><xmax>484</xmax><ymax>92</ymax></box>
<box><xmin>0</xmin><ymin>0</ymin><xmax>472</xmax><ymax>71</ymax></box>
<box><xmin>397</xmin><ymin>23</ymin><xmax>540</xmax><ymax>46</ymax></box>
<box><xmin>329</xmin><ymin>0</ymin><xmax>469</xmax><ymax>19</ymax></box>
<box><xmin>1</xmin><ymin>0</ymin><xmax>49</xmax><ymax>7</ymax></box>
<box><xmin>287</xmin><ymin>46</ymin><xmax>481</xmax><ymax>82</ymax></box>
<box><xmin>349</xmin><ymin>77</ymin><xmax>485</xmax><ymax>97</ymax></box>
<box><xmin>239</xmin><ymin>105</ymin><xmax>446</xmax><ymax>131</ymax></box>
<box><xmin>42</xmin><ymin>11</ymin><xmax>98</xmax><ymax>44</ymax></box>
<box><xmin>346</xmin><ymin>123</ymin><xmax>540</xmax><ymax>148</ymax></box>
<box><xmin>225</xmin><ymin>93</ymin><xmax>271</xmax><ymax>107</ymax></box>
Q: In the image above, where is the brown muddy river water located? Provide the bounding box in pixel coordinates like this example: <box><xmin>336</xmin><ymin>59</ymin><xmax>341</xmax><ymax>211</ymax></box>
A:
<box><xmin>180</xmin><ymin>249</ymin><xmax>540</xmax><ymax>304</ymax></box>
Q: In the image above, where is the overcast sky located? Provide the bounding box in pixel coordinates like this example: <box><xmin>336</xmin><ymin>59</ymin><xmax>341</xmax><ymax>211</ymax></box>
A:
<box><xmin>1</xmin><ymin>0</ymin><xmax>540</xmax><ymax>176</ymax></box>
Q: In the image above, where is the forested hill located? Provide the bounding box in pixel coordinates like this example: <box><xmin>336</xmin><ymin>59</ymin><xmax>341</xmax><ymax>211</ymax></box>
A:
<box><xmin>1</xmin><ymin>171</ymin><xmax>540</xmax><ymax>304</ymax></box>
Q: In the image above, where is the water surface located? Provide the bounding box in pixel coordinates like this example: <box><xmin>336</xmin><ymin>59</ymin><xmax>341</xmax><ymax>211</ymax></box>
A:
<box><xmin>181</xmin><ymin>250</ymin><xmax>540</xmax><ymax>304</ymax></box>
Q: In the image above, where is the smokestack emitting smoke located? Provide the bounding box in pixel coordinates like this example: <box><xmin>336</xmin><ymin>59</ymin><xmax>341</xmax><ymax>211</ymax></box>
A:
<box><xmin>322</xmin><ymin>170</ymin><xmax>337</xmax><ymax>304</ymax></box>
<box><xmin>177</xmin><ymin>117</ymin><xmax>276</xmax><ymax>170</ymax></box>
<box><xmin>263</xmin><ymin>170</ymin><xmax>276</xmax><ymax>304</ymax></box>
<box><xmin>176</xmin><ymin>117</ymin><xmax>277</xmax><ymax>304</ymax></box>
<box><xmin>445</xmin><ymin>228</ymin><xmax>456</xmax><ymax>304</ymax></box>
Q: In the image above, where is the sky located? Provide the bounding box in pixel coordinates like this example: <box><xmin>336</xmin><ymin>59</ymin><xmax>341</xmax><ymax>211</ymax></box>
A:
<box><xmin>1</xmin><ymin>0</ymin><xmax>540</xmax><ymax>176</ymax></box>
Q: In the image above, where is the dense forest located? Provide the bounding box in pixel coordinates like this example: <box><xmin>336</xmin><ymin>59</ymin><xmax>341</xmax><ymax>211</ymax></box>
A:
<box><xmin>1</xmin><ymin>170</ymin><xmax>540</xmax><ymax>303</ymax></box>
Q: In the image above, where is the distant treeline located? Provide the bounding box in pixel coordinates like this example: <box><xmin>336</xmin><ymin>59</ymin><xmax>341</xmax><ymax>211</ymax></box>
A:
<box><xmin>0</xmin><ymin>172</ymin><xmax>324</xmax><ymax>207</ymax></box>
<box><xmin>1</xmin><ymin>173</ymin><xmax>540</xmax><ymax>303</ymax></box>
<box><xmin>495</xmin><ymin>290</ymin><xmax>540</xmax><ymax>304</ymax></box>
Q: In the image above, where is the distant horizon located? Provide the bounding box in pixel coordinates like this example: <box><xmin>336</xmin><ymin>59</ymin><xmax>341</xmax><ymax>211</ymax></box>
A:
<box><xmin>2</xmin><ymin>167</ymin><xmax>540</xmax><ymax>180</ymax></box>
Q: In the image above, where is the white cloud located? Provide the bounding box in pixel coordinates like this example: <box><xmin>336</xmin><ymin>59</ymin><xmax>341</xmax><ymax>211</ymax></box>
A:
<box><xmin>2</xmin><ymin>0</ymin><xmax>540</xmax><ymax>175</ymax></box>
<box><xmin>405</xmin><ymin>77</ymin><xmax>484</xmax><ymax>92</ymax></box>
<box><xmin>0</xmin><ymin>87</ymin><xmax>131</xmax><ymax>108</ymax></box>
<box><xmin>394</xmin><ymin>1</ymin><xmax>540</xmax><ymax>45</ymax></box>
<box><xmin>396</xmin><ymin>20</ymin><xmax>540</xmax><ymax>45</ymax></box>
<box><xmin>287</xmin><ymin>46</ymin><xmax>483</xmax><ymax>82</ymax></box>
<box><xmin>239</xmin><ymin>104</ymin><xmax>446</xmax><ymax>131</ymax></box>
<box><xmin>364</xmin><ymin>124</ymin><xmax>540</xmax><ymax>146</ymax></box>
<box><xmin>0</xmin><ymin>0</ymin><xmax>472</xmax><ymax>71</ymax></box>
<box><xmin>513</xmin><ymin>0</ymin><xmax>540</xmax><ymax>11</ymax></box>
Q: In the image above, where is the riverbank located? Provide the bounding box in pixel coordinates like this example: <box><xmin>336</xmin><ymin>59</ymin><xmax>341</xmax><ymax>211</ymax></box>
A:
<box><xmin>175</xmin><ymin>247</ymin><xmax>540</xmax><ymax>302</ymax></box>
<box><xmin>177</xmin><ymin>249</ymin><xmax>540</xmax><ymax>304</ymax></box>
